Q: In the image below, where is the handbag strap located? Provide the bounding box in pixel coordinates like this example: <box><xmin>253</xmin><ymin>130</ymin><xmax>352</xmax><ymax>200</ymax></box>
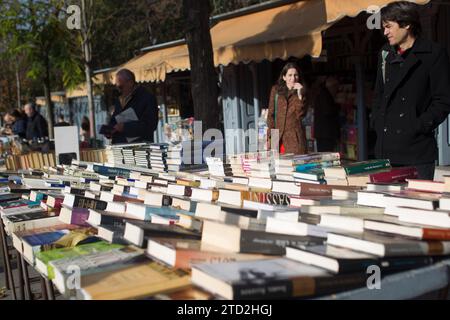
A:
<box><xmin>274</xmin><ymin>93</ymin><xmax>278</xmax><ymax>125</ymax></box>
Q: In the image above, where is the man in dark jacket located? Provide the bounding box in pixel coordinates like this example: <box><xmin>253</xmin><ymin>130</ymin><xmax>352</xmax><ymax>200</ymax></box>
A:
<box><xmin>106</xmin><ymin>69</ymin><xmax>159</xmax><ymax>144</ymax></box>
<box><xmin>371</xmin><ymin>1</ymin><xmax>450</xmax><ymax>180</ymax></box>
<box><xmin>24</xmin><ymin>103</ymin><xmax>49</xmax><ymax>141</ymax></box>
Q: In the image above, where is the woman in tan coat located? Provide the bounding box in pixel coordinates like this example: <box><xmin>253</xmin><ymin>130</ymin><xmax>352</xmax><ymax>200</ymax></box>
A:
<box><xmin>267</xmin><ymin>63</ymin><xmax>307</xmax><ymax>155</ymax></box>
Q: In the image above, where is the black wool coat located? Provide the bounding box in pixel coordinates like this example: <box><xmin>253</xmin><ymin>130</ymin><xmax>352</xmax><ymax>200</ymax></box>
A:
<box><xmin>110</xmin><ymin>86</ymin><xmax>159</xmax><ymax>144</ymax></box>
<box><xmin>371</xmin><ymin>37</ymin><xmax>450</xmax><ymax>165</ymax></box>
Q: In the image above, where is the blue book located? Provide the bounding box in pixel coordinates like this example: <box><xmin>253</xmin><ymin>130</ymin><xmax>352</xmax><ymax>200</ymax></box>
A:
<box><xmin>126</xmin><ymin>203</ymin><xmax>187</xmax><ymax>221</ymax></box>
<box><xmin>22</xmin><ymin>231</ymin><xmax>68</xmax><ymax>247</ymax></box>
<box><xmin>295</xmin><ymin>162</ymin><xmax>323</xmax><ymax>172</ymax></box>
<box><xmin>93</xmin><ymin>165</ymin><xmax>131</xmax><ymax>178</ymax></box>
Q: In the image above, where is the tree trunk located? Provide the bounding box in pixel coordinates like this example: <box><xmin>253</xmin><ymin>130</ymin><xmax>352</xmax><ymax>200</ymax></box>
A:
<box><xmin>81</xmin><ymin>0</ymin><xmax>96</xmax><ymax>141</ymax></box>
<box><xmin>15</xmin><ymin>64</ymin><xmax>21</xmax><ymax>110</ymax></box>
<box><xmin>44</xmin><ymin>56</ymin><xmax>54</xmax><ymax>139</ymax></box>
<box><xmin>183</xmin><ymin>0</ymin><xmax>221</xmax><ymax>132</ymax></box>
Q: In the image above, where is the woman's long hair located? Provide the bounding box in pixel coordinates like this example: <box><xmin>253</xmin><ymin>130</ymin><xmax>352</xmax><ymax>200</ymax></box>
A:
<box><xmin>276</xmin><ymin>62</ymin><xmax>305</xmax><ymax>97</ymax></box>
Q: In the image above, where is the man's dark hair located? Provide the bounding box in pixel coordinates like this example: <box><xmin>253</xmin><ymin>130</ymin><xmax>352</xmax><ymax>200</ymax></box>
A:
<box><xmin>116</xmin><ymin>68</ymin><xmax>136</xmax><ymax>83</ymax></box>
<box><xmin>381</xmin><ymin>1</ymin><xmax>422</xmax><ymax>38</ymax></box>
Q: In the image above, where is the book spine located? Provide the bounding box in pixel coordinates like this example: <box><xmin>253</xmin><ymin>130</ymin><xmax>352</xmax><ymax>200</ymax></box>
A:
<box><xmin>422</xmin><ymin>229</ymin><xmax>450</xmax><ymax>240</ymax></box>
<box><xmin>379</xmin><ymin>256</ymin><xmax>434</xmax><ymax>273</ymax></box>
<box><xmin>73</xmin><ymin>197</ymin><xmax>108</xmax><ymax>211</ymax></box>
<box><xmin>244</xmin><ymin>191</ymin><xmax>291</xmax><ymax>206</ymax></box>
<box><xmin>295</xmin><ymin>160</ymin><xmax>340</xmax><ymax>173</ymax></box>
<box><xmin>239</xmin><ymin>231</ymin><xmax>323</xmax><ymax>255</ymax></box>
<box><xmin>345</xmin><ymin>160</ymin><xmax>391</xmax><ymax>176</ymax></box>
<box><xmin>298</xmin><ymin>214</ymin><xmax>321</xmax><ymax>225</ymax></box>
<box><xmin>69</xmin><ymin>189</ymin><xmax>86</xmax><ymax>196</ymax></box>
<box><xmin>292</xmin><ymin>153</ymin><xmax>340</xmax><ymax>165</ymax></box>
<box><xmin>71</xmin><ymin>212</ymin><xmax>91</xmax><ymax>227</ymax></box>
<box><xmin>101</xmin><ymin>215</ymin><xmax>126</xmax><ymax>226</ymax></box>
<box><xmin>314</xmin><ymin>274</ymin><xmax>367</xmax><ymax>296</ymax></box>
<box><xmin>370</xmin><ymin>168</ymin><xmax>418</xmax><ymax>183</ymax></box>
<box><xmin>233</xmin><ymin>279</ymin><xmax>297</xmax><ymax>299</ymax></box>
<box><xmin>299</xmin><ymin>184</ymin><xmax>333</xmax><ymax>196</ymax></box>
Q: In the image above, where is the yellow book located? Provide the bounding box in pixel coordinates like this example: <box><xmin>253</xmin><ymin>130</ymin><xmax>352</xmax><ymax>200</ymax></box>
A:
<box><xmin>49</xmin><ymin>153</ymin><xmax>56</xmax><ymax>167</ymax></box>
<box><xmin>38</xmin><ymin>153</ymin><xmax>44</xmax><ymax>169</ymax></box>
<box><xmin>29</xmin><ymin>153</ymin><xmax>35</xmax><ymax>169</ymax></box>
<box><xmin>176</xmin><ymin>179</ymin><xmax>201</xmax><ymax>188</ymax></box>
<box><xmin>79</xmin><ymin>261</ymin><xmax>191</xmax><ymax>300</ymax></box>
<box><xmin>19</xmin><ymin>155</ymin><xmax>26</xmax><ymax>169</ymax></box>
<box><xmin>32</xmin><ymin>152</ymin><xmax>40</xmax><ymax>169</ymax></box>
<box><xmin>43</xmin><ymin>153</ymin><xmax>49</xmax><ymax>167</ymax></box>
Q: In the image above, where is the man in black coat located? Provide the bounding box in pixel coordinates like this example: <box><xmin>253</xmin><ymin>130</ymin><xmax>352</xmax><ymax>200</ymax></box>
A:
<box><xmin>24</xmin><ymin>103</ymin><xmax>49</xmax><ymax>141</ymax></box>
<box><xmin>371</xmin><ymin>1</ymin><xmax>450</xmax><ymax>180</ymax></box>
<box><xmin>106</xmin><ymin>69</ymin><xmax>159</xmax><ymax>144</ymax></box>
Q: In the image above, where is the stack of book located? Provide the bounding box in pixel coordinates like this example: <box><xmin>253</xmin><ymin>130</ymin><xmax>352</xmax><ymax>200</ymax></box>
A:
<box><xmin>291</xmin><ymin>152</ymin><xmax>341</xmax><ymax>184</ymax></box>
<box><xmin>149</xmin><ymin>143</ymin><xmax>169</xmax><ymax>172</ymax></box>
<box><xmin>327</xmin><ymin>162</ymin><xmax>419</xmax><ymax>187</ymax></box>
<box><xmin>227</xmin><ymin>155</ymin><xmax>247</xmax><ymax>177</ymax></box>
<box><xmin>134</xmin><ymin>145</ymin><xmax>151</xmax><ymax>168</ymax></box>
<box><xmin>122</xmin><ymin>148</ymin><xmax>136</xmax><ymax>166</ymax></box>
<box><xmin>105</xmin><ymin>145</ymin><xmax>124</xmax><ymax>166</ymax></box>
<box><xmin>166</xmin><ymin>144</ymin><xmax>183</xmax><ymax>172</ymax></box>
<box><xmin>5</xmin><ymin>152</ymin><xmax>56</xmax><ymax>171</ymax></box>
<box><xmin>206</xmin><ymin>157</ymin><xmax>231</xmax><ymax>177</ymax></box>
<box><xmin>324</xmin><ymin>159</ymin><xmax>392</xmax><ymax>186</ymax></box>
<box><xmin>4</xmin><ymin>149</ymin><xmax>450</xmax><ymax>301</ymax></box>
<box><xmin>80</xmin><ymin>149</ymin><xmax>107</xmax><ymax>163</ymax></box>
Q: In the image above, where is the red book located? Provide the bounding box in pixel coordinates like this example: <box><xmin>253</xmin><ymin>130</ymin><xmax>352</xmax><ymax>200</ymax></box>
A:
<box><xmin>370</xmin><ymin>167</ymin><xmax>418</xmax><ymax>183</ymax></box>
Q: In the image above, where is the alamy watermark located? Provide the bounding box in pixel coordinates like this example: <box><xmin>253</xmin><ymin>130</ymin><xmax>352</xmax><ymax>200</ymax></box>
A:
<box><xmin>66</xmin><ymin>5</ymin><xmax>81</xmax><ymax>30</ymax></box>
<box><xmin>366</xmin><ymin>5</ymin><xmax>382</xmax><ymax>30</ymax></box>
<box><xmin>367</xmin><ymin>265</ymin><xmax>382</xmax><ymax>290</ymax></box>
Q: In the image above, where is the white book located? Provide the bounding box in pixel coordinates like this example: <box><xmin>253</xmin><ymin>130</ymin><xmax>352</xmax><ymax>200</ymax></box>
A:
<box><xmin>144</xmin><ymin>192</ymin><xmax>165</xmax><ymax>207</ymax></box>
<box><xmin>217</xmin><ymin>189</ymin><xmax>243</xmax><ymax>207</ymax></box>
<box><xmin>248</xmin><ymin>177</ymin><xmax>272</xmax><ymax>190</ymax></box>
<box><xmin>190</xmin><ymin>188</ymin><xmax>216</xmax><ymax>202</ymax></box>
<box><xmin>106</xmin><ymin>202</ymin><xmax>126</xmax><ymax>214</ymax></box>
<box><xmin>357</xmin><ymin>191</ymin><xmax>386</xmax><ymax>208</ymax></box>
<box><xmin>272</xmin><ymin>181</ymin><xmax>300</xmax><ymax>195</ymax></box>
<box><xmin>265</xmin><ymin>217</ymin><xmax>328</xmax><ymax>238</ymax></box>
<box><xmin>167</xmin><ymin>184</ymin><xmax>186</xmax><ymax>197</ymax></box>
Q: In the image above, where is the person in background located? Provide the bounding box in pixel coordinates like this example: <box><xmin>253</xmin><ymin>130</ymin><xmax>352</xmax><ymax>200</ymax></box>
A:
<box><xmin>105</xmin><ymin>68</ymin><xmax>159</xmax><ymax>144</ymax></box>
<box><xmin>24</xmin><ymin>103</ymin><xmax>48</xmax><ymax>141</ymax></box>
<box><xmin>54</xmin><ymin>114</ymin><xmax>70</xmax><ymax>127</ymax></box>
<box><xmin>313</xmin><ymin>76</ymin><xmax>341</xmax><ymax>152</ymax></box>
<box><xmin>267</xmin><ymin>62</ymin><xmax>307</xmax><ymax>155</ymax></box>
<box><xmin>2</xmin><ymin>113</ymin><xmax>13</xmax><ymax>135</ymax></box>
<box><xmin>9</xmin><ymin>109</ymin><xmax>27</xmax><ymax>139</ymax></box>
<box><xmin>80</xmin><ymin>116</ymin><xmax>91</xmax><ymax>145</ymax></box>
<box><xmin>371</xmin><ymin>1</ymin><xmax>450</xmax><ymax>180</ymax></box>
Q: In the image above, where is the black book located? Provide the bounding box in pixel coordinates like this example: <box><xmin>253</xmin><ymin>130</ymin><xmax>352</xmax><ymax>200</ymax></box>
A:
<box><xmin>124</xmin><ymin>220</ymin><xmax>202</xmax><ymax>248</ymax></box>
<box><xmin>220</xmin><ymin>205</ymin><xmax>259</xmax><ymax>219</ymax></box>
<box><xmin>87</xmin><ymin>209</ymin><xmax>128</xmax><ymax>228</ymax></box>
<box><xmin>202</xmin><ymin>220</ymin><xmax>324</xmax><ymax>255</ymax></box>
<box><xmin>97</xmin><ymin>224</ymin><xmax>128</xmax><ymax>244</ymax></box>
<box><xmin>192</xmin><ymin>258</ymin><xmax>367</xmax><ymax>300</ymax></box>
<box><xmin>0</xmin><ymin>193</ymin><xmax>22</xmax><ymax>203</ymax></box>
<box><xmin>5</xmin><ymin>210</ymin><xmax>52</xmax><ymax>223</ymax></box>
<box><xmin>65</xmin><ymin>187</ymin><xmax>86</xmax><ymax>196</ymax></box>
<box><xmin>63</xmin><ymin>194</ymin><xmax>108</xmax><ymax>211</ymax></box>
<box><xmin>286</xmin><ymin>244</ymin><xmax>436</xmax><ymax>274</ymax></box>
